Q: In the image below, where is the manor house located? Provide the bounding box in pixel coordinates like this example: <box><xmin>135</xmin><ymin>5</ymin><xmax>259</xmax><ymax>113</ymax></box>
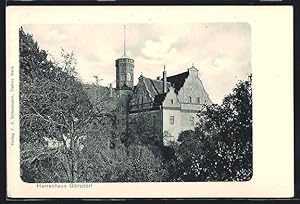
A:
<box><xmin>88</xmin><ymin>31</ymin><xmax>212</xmax><ymax>146</ymax></box>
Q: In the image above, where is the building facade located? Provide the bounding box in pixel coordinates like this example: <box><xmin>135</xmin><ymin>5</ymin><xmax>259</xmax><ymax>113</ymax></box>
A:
<box><xmin>85</xmin><ymin>27</ymin><xmax>212</xmax><ymax>145</ymax></box>
<box><xmin>112</xmin><ymin>50</ymin><xmax>212</xmax><ymax>145</ymax></box>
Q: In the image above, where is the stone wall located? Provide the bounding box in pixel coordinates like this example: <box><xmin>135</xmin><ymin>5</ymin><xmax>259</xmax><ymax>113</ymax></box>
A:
<box><xmin>117</xmin><ymin>89</ymin><xmax>133</xmax><ymax>134</ymax></box>
<box><xmin>115</xmin><ymin>58</ymin><xmax>134</xmax><ymax>89</ymax></box>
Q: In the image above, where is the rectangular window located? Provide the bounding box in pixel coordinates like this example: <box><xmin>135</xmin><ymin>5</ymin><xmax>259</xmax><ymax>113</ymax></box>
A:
<box><xmin>189</xmin><ymin>96</ymin><xmax>192</xmax><ymax>103</ymax></box>
<box><xmin>170</xmin><ymin>116</ymin><xmax>174</xmax><ymax>125</ymax></box>
<box><xmin>171</xmin><ymin>99</ymin><xmax>174</xmax><ymax>104</ymax></box>
<box><xmin>190</xmin><ymin>117</ymin><xmax>194</xmax><ymax>126</ymax></box>
<box><xmin>197</xmin><ymin>97</ymin><xmax>200</xmax><ymax>104</ymax></box>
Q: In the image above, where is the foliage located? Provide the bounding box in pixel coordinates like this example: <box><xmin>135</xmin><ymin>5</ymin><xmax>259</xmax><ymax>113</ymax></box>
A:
<box><xmin>121</xmin><ymin>145</ymin><xmax>167</xmax><ymax>182</ymax></box>
<box><xmin>121</xmin><ymin>113</ymin><xmax>168</xmax><ymax>181</ymax></box>
<box><xmin>174</xmin><ymin>77</ymin><xmax>252</xmax><ymax>181</ymax></box>
<box><xmin>19</xmin><ymin>27</ymin><xmax>167</xmax><ymax>182</ymax></box>
<box><xmin>77</xmin><ymin>127</ymin><xmax>127</xmax><ymax>182</ymax></box>
<box><xmin>20</xmin><ymin>27</ymin><xmax>96</xmax><ymax>182</ymax></box>
<box><xmin>125</xmin><ymin>112</ymin><xmax>163</xmax><ymax>147</ymax></box>
<box><xmin>19</xmin><ymin>27</ymin><xmax>252</xmax><ymax>183</ymax></box>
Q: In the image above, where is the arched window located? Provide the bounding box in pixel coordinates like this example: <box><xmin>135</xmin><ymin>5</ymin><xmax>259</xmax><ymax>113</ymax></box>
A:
<box><xmin>127</xmin><ymin>72</ymin><xmax>132</xmax><ymax>81</ymax></box>
<box><xmin>121</xmin><ymin>73</ymin><xmax>125</xmax><ymax>81</ymax></box>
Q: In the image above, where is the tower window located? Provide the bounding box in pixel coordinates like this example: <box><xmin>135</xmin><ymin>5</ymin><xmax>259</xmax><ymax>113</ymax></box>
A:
<box><xmin>171</xmin><ymin>99</ymin><xmax>174</xmax><ymax>104</ymax></box>
<box><xmin>190</xmin><ymin>117</ymin><xmax>194</xmax><ymax>126</ymax></box>
<box><xmin>197</xmin><ymin>97</ymin><xmax>200</xmax><ymax>104</ymax></box>
<box><xmin>121</xmin><ymin>73</ymin><xmax>125</xmax><ymax>81</ymax></box>
<box><xmin>127</xmin><ymin>73</ymin><xmax>132</xmax><ymax>81</ymax></box>
<box><xmin>170</xmin><ymin>116</ymin><xmax>174</xmax><ymax>125</ymax></box>
<box><xmin>189</xmin><ymin>96</ymin><xmax>192</xmax><ymax>103</ymax></box>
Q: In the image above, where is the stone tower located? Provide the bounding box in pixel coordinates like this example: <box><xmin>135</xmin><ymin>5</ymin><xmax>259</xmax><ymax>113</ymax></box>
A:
<box><xmin>115</xmin><ymin>25</ymin><xmax>134</xmax><ymax>134</ymax></box>
<box><xmin>115</xmin><ymin>25</ymin><xmax>134</xmax><ymax>90</ymax></box>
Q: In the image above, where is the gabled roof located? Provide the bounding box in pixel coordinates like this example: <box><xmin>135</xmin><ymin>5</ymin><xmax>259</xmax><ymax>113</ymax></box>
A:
<box><xmin>136</xmin><ymin>71</ymin><xmax>189</xmax><ymax>104</ymax></box>
<box><xmin>167</xmin><ymin>71</ymin><xmax>189</xmax><ymax>94</ymax></box>
<box><xmin>142</xmin><ymin>77</ymin><xmax>166</xmax><ymax>99</ymax></box>
<box><xmin>150</xmin><ymin>79</ymin><xmax>164</xmax><ymax>94</ymax></box>
<box><xmin>118</xmin><ymin>54</ymin><xmax>133</xmax><ymax>60</ymax></box>
<box><xmin>154</xmin><ymin>93</ymin><xmax>167</xmax><ymax>105</ymax></box>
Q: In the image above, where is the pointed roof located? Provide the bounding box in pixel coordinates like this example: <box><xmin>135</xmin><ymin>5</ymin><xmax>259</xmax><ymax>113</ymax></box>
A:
<box><xmin>154</xmin><ymin>93</ymin><xmax>167</xmax><ymax>105</ymax></box>
<box><xmin>120</xmin><ymin>54</ymin><xmax>131</xmax><ymax>59</ymax></box>
<box><xmin>167</xmin><ymin>71</ymin><xmax>189</xmax><ymax>94</ymax></box>
<box><xmin>142</xmin><ymin>77</ymin><xmax>164</xmax><ymax>98</ymax></box>
<box><xmin>138</xmin><ymin>70</ymin><xmax>189</xmax><ymax>101</ymax></box>
<box><xmin>137</xmin><ymin>76</ymin><xmax>170</xmax><ymax>99</ymax></box>
<box><xmin>132</xmin><ymin>67</ymin><xmax>211</xmax><ymax>106</ymax></box>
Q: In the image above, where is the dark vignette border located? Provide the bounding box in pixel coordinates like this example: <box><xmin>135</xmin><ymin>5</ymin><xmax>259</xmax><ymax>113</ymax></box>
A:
<box><xmin>1</xmin><ymin>1</ymin><xmax>6</xmax><ymax>204</ymax></box>
<box><xmin>1</xmin><ymin>0</ymin><xmax>299</xmax><ymax>203</ymax></box>
<box><xmin>2</xmin><ymin>0</ymin><xmax>297</xmax><ymax>6</ymax></box>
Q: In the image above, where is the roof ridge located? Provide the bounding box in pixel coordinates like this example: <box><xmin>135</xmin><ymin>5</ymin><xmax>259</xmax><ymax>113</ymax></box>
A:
<box><xmin>151</xmin><ymin>78</ymin><xmax>163</xmax><ymax>82</ymax></box>
<box><xmin>167</xmin><ymin>70</ymin><xmax>189</xmax><ymax>79</ymax></box>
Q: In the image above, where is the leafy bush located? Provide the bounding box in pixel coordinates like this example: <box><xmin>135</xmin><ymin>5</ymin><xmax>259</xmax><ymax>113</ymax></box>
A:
<box><xmin>174</xmin><ymin>78</ymin><xmax>252</xmax><ymax>181</ymax></box>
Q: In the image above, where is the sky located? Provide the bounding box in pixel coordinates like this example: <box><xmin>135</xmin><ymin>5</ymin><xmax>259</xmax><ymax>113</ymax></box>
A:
<box><xmin>23</xmin><ymin>23</ymin><xmax>251</xmax><ymax>104</ymax></box>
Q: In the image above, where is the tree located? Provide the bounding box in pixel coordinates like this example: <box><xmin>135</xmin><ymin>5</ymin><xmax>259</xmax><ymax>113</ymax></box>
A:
<box><xmin>76</xmin><ymin>126</ymin><xmax>128</xmax><ymax>182</ymax></box>
<box><xmin>19</xmin><ymin>27</ymin><xmax>167</xmax><ymax>183</ymax></box>
<box><xmin>19</xmin><ymin>27</ymin><xmax>103</xmax><ymax>182</ymax></box>
<box><xmin>175</xmin><ymin>77</ymin><xmax>252</xmax><ymax>181</ymax></box>
<box><xmin>77</xmin><ymin>122</ymin><xmax>168</xmax><ymax>182</ymax></box>
<box><xmin>121</xmin><ymin>145</ymin><xmax>167</xmax><ymax>182</ymax></box>
<box><xmin>120</xmin><ymin>112</ymin><xmax>168</xmax><ymax>181</ymax></box>
<box><xmin>83</xmin><ymin>84</ymin><xmax>118</xmax><ymax>130</ymax></box>
<box><xmin>125</xmin><ymin>112</ymin><xmax>163</xmax><ymax>147</ymax></box>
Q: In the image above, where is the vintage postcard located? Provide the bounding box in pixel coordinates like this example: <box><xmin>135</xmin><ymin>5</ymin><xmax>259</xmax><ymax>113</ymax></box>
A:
<box><xmin>6</xmin><ymin>6</ymin><xmax>293</xmax><ymax>198</ymax></box>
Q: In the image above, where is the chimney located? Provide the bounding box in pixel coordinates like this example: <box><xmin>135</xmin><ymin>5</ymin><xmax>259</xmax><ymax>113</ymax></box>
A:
<box><xmin>156</xmin><ymin>76</ymin><xmax>161</xmax><ymax>80</ymax></box>
<box><xmin>109</xmin><ymin>83</ymin><xmax>113</xmax><ymax>97</ymax></box>
<box><xmin>163</xmin><ymin>65</ymin><xmax>167</xmax><ymax>93</ymax></box>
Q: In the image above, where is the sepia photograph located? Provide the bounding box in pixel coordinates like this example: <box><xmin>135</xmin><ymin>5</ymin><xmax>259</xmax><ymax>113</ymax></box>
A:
<box><xmin>6</xmin><ymin>6</ymin><xmax>293</xmax><ymax>198</ymax></box>
<box><xmin>19</xmin><ymin>23</ymin><xmax>252</xmax><ymax>183</ymax></box>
